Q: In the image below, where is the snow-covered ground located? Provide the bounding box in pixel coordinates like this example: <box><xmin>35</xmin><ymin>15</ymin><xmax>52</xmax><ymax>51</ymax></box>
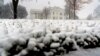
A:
<box><xmin>0</xmin><ymin>19</ymin><xmax>100</xmax><ymax>56</ymax></box>
<box><xmin>64</xmin><ymin>48</ymin><xmax>100</xmax><ymax>56</ymax></box>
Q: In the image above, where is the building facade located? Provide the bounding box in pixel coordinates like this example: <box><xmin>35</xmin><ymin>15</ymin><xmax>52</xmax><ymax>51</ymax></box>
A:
<box><xmin>30</xmin><ymin>9</ymin><xmax>43</xmax><ymax>19</ymax></box>
<box><xmin>47</xmin><ymin>7</ymin><xmax>66</xmax><ymax>19</ymax></box>
<box><xmin>30</xmin><ymin>7</ymin><xmax>68</xmax><ymax>19</ymax></box>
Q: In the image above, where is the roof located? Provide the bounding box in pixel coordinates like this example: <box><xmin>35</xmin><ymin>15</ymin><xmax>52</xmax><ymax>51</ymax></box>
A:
<box><xmin>47</xmin><ymin>7</ymin><xmax>65</xmax><ymax>12</ymax></box>
<box><xmin>30</xmin><ymin>9</ymin><xmax>42</xmax><ymax>14</ymax></box>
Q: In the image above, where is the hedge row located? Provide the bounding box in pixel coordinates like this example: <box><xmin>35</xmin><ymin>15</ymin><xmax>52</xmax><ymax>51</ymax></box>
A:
<box><xmin>2</xmin><ymin>28</ymin><xmax>100</xmax><ymax>56</ymax></box>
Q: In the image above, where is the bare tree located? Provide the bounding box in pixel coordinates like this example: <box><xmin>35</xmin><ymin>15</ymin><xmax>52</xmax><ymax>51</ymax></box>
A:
<box><xmin>91</xmin><ymin>5</ymin><xmax>100</xmax><ymax>20</ymax></box>
<box><xmin>87</xmin><ymin>14</ymin><xmax>92</xmax><ymax>20</ymax></box>
<box><xmin>65</xmin><ymin>0</ymin><xmax>92</xmax><ymax>19</ymax></box>
<box><xmin>12</xmin><ymin>0</ymin><xmax>19</xmax><ymax>19</ymax></box>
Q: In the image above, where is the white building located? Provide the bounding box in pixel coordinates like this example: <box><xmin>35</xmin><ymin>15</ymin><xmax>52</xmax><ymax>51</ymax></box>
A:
<box><xmin>30</xmin><ymin>7</ymin><xmax>67</xmax><ymax>19</ymax></box>
<box><xmin>30</xmin><ymin>9</ymin><xmax>42</xmax><ymax>19</ymax></box>
<box><xmin>47</xmin><ymin>7</ymin><xmax>67</xmax><ymax>19</ymax></box>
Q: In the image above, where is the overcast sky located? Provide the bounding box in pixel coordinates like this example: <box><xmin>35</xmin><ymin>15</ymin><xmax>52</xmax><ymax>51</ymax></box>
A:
<box><xmin>4</xmin><ymin>0</ymin><xmax>100</xmax><ymax>19</ymax></box>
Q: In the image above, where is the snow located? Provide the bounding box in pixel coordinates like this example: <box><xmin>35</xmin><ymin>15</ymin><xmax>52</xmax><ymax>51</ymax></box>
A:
<box><xmin>27</xmin><ymin>38</ymin><xmax>37</xmax><ymax>50</ymax></box>
<box><xmin>50</xmin><ymin>43</ymin><xmax>60</xmax><ymax>48</ymax></box>
<box><xmin>64</xmin><ymin>48</ymin><xmax>100</xmax><ymax>56</ymax></box>
<box><xmin>17</xmin><ymin>49</ymin><xmax>28</xmax><ymax>56</ymax></box>
<box><xmin>0</xmin><ymin>19</ymin><xmax>100</xmax><ymax>56</ymax></box>
<box><xmin>52</xmin><ymin>35</ymin><xmax>59</xmax><ymax>42</ymax></box>
<box><xmin>43</xmin><ymin>35</ymin><xmax>52</xmax><ymax>44</ymax></box>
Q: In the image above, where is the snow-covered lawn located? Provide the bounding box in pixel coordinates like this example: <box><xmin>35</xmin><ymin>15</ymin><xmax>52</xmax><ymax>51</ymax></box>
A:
<box><xmin>0</xmin><ymin>19</ymin><xmax>100</xmax><ymax>56</ymax></box>
<box><xmin>64</xmin><ymin>48</ymin><xmax>100</xmax><ymax>56</ymax></box>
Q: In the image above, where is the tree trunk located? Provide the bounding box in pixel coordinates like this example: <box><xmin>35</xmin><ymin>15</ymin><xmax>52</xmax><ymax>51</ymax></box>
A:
<box><xmin>12</xmin><ymin>0</ymin><xmax>19</xmax><ymax>19</ymax></box>
<box><xmin>69</xmin><ymin>3</ymin><xmax>71</xmax><ymax>19</ymax></box>
<box><xmin>74</xmin><ymin>0</ymin><xmax>76</xmax><ymax>19</ymax></box>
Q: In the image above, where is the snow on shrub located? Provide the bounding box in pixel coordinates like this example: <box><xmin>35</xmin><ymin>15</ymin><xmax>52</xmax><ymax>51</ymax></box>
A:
<box><xmin>54</xmin><ymin>32</ymin><xmax>66</xmax><ymax>40</ymax></box>
<box><xmin>1</xmin><ymin>20</ymin><xmax>100</xmax><ymax>56</ymax></box>
<box><xmin>27</xmin><ymin>38</ymin><xmax>37</xmax><ymax>50</ymax></box>
<box><xmin>32</xmin><ymin>25</ymin><xmax>46</xmax><ymax>38</ymax></box>
<box><xmin>37</xmin><ymin>43</ymin><xmax>45</xmax><ymax>49</ymax></box>
<box><xmin>44</xmin><ymin>51</ymin><xmax>54</xmax><ymax>56</ymax></box>
<box><xmin>51</xmin><ymin>34</ymin><xmax>59</xmax><ymax>42</ymax></box>
<box><xmin>15</xmin><ymin>49</ymin><xmax>28</xmax><ymax>56</ymax></box>
<box><xmin>43</xmin><ymin>34</ymin><xmax>52</xmax><ymax>45</ymax></box>
<box><xmin>50</xmin><ymin>43</ymin><xmax>60</xmax><ymax>48</ymax></box>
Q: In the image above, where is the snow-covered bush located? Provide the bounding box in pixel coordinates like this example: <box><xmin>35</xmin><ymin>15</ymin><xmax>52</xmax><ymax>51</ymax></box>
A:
<box><xmin>50</xmin><ymin>43</ymin><xmax>60</xmax><ymax>49</ymax></box>
<box><xmin>1</xmin><ymin>20</ymin><xmax>100</xmax><ymax>56</ymax></box>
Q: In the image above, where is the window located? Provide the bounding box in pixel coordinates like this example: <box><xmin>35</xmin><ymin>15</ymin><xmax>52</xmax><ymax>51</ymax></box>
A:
<box><xmin>53</xmin><ymin>17</ymin><xmax>55</xmax><ymax>19</ymax></box>
<box><xmin>53</xmin><ymin>12</ymin><xmax>55</xmax><ymax>15</ymax></box>
<box><xmin>60</xmin><ymin>17</ymin><xmax>62</xmax><ymax>19</ymax></box>
<box><xmin>60</xmin><ymin>13</ymin><xmax>62</xmax><ymax>15</ymax></box>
